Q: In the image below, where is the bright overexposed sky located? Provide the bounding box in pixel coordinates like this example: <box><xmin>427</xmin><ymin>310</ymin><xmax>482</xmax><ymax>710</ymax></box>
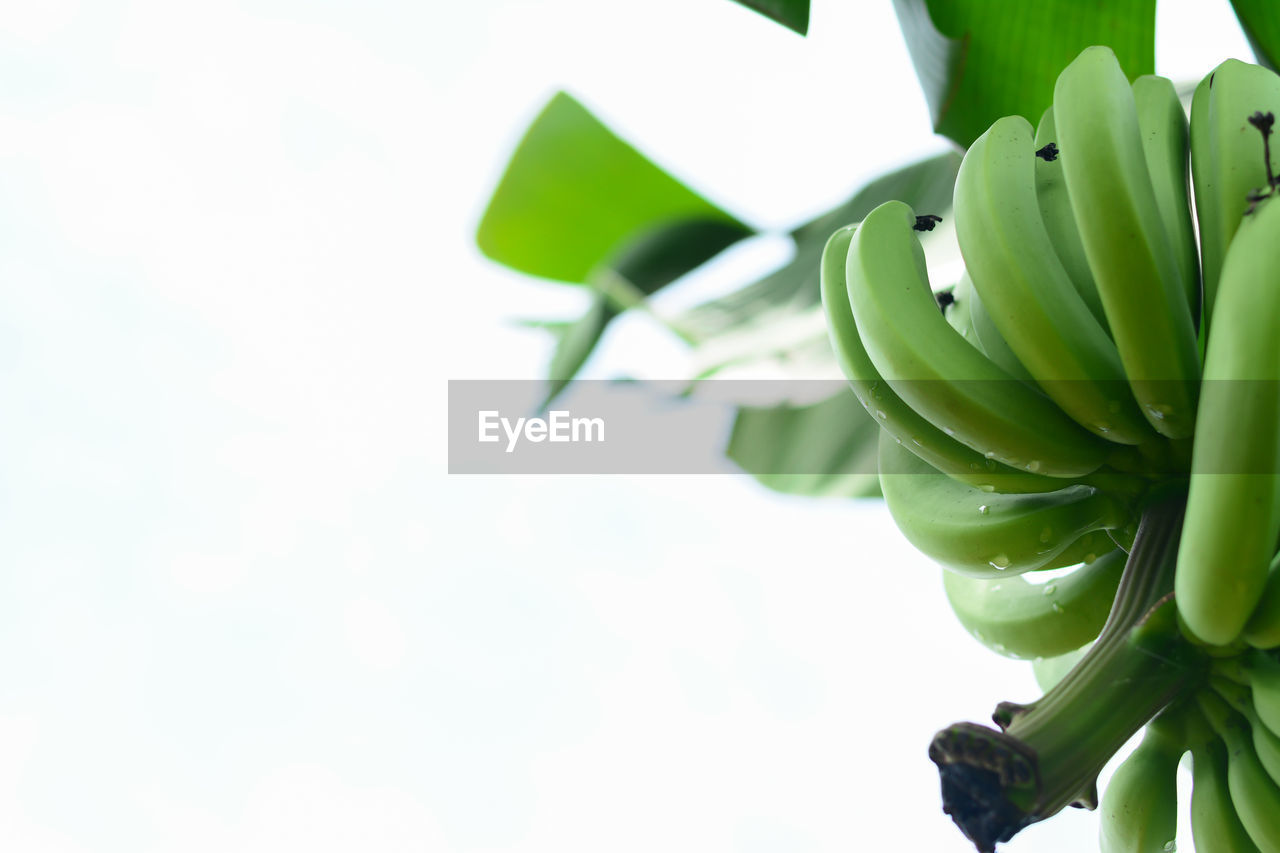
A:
<box><xmin>0</xmin><ymin>1</ymin><xmax>1259</xmax><ymax>851</ymax></box>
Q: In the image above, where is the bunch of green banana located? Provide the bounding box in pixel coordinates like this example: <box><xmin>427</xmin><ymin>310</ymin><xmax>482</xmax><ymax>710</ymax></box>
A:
<box><xmin>820</xmin><ymin>41</ymin><xmax>1280</xmax><ymax>852</ymax></box>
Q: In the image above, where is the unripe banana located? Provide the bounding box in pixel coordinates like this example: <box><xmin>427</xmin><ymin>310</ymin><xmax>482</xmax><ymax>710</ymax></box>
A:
<box><xmin>954</xmin><ymin>113</ymin><xmax>1155</xmax><ymax>446</ymax></box>
<box><xmin>820</xmin><ymin>225</ymin><xmax>1063</xmax><ymax>494</ymax></box>
<box><xmin>1098</xmin><ymin>714</ymin><xmax>1184</xmax><ymax>853</ymax></box>
<box><xmin>966</xmin><ymin>273</ymin><xmax>1036</xmax><ymax>384</ymax></box>
<box><xmin>942</xmin><ymin>548</ymin><xmax>1124</xmax><ymax>660</ymax></box>
<box><xmin>943</xmin><ymin>273</ymin><xmax>982</xmax><ymax>349</ymax></box>
<box><xmin>1132</xmin><ymin>74</ymin><xmax>1200</xmax><ymax>315</ymax></box>
<box><xmin>1033</xmin><ymin>106</ymin><xmax>1110</xmax><ymax>331</ymax></box>
<box><xmin>1190</xmin><ymin>59</ymin><xmax>1280</xmax><ymax>332</ymax></box>
<box><xmin>1187</xmin><ymin>705</ymin><xmax>1262</xmax><ymax>853</ymax></box>
<box><xmin>1239</xmin><ymin>651</ymin><xmax>1280</xmax><ymax>737</ymax></box>
<box><xmin>1054</xmin><ymin>45</ymin><xmax>1201</xmax><ymax>439</ymax></box>
<box><xmin>1031</xmin><ymin>643</ymin><xmax>1090</xmax><ymax>692</ymax></box>
<box><xmin>1212</xmin><ymin>675</ymin><xmax>1280</xmax><ymax>787</ymax></box>
<box><xmin>1243</xmin><ymin>552</ymin><xmax>1280</xmax><ymax>649</ymax></box>
<box><xmin>846</xmin><ymin>199</ymin><xmax>1111</xmax><ymax>476</ymax></box>
<box><xmin>1176</xmin><ymin>193</ymin><xmax>1280</xmax><ymax>646</ymax></box>
<box><xmin>1190</xmin><ymin>72</ymin><xmax>1214</xmax><ymax>352</ymax></box>
<box><xmin>1198</xmin><ymin>689</ymin><xmax>1280</xmax><ymax>850</ymax></box>
<box><xmin>878</xmin><ymin>430</ymin><xmax>1128</xmax><ymax>577</ymax></box>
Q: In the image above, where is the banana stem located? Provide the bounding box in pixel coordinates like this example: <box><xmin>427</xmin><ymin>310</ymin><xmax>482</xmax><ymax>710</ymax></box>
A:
<box><xmin>928</xmin><ymin>496</ymin><xmax>1208</xmax><ymax>852</ymax></box>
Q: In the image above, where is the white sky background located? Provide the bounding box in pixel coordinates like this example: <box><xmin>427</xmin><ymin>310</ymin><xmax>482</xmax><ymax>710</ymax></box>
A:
<box><xmin>0</xmin><ymin>0</ymin><xmax>1257</xmax><ymax>850</ymax></box>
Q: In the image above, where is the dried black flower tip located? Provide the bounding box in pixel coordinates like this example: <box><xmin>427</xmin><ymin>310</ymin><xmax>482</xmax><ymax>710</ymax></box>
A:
<box><xmin>1034</xmin><ymin>142</ymin><xmax>1059</xmax><ymax>162</ymax></box>
<box><xmin>914</xmin><ymin>214</ymin><xmax>943</xmax><ymax>232</ymax></box>
<box><xmin>1250</xmin><ymin>110</ymin><xmax>1280</xmax><ymax>195</ymax></box>
<box><xmin>935</xmin><ymin>287</ymin><xmax>956</xmax><ymax>313</ymax></box>
<box><xmin>1248</xmin><ymin>111</ymin><xmax>1275</xmax><ymax>136</ymax></box>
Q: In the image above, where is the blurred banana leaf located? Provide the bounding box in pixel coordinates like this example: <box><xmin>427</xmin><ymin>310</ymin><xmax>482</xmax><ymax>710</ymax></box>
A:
<box><xmin>477</xmin><ymin>92</ymin><xmax>753</xmax><ymax>406</ymax></box>
<box><xmin>728</xmin><ymin>0</ymin><xmax>809</xmax><ymax>35</ymax></box>
<box><xmin>893</xmin><ymin>0</ymin><xmax>1156</xmax><ymax>148</ymax></box>
<box><xmin>728</xmin><ymin>390</ymin><xmax>883</xmax><ymax>497</ymax></box>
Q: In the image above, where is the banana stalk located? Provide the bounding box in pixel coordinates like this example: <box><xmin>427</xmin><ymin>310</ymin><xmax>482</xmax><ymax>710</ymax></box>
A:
<box><xmin>928</xmin><ymin>498</ymin><xmax>1207</xmax><ymax>852</ymax></box>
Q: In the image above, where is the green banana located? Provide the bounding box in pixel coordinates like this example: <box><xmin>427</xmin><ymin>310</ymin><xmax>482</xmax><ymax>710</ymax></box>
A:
<box><xmin>878</xmin><ymin>430</ymin><xmax>1127</xmax><ymax>577</ymax></box>
<box><xmin>1054</xmin><ymin>45</ymin><xmax>1201</xmax><ymax>439</ymax></box>
<box><xmin>954</xmin><ymin>113</ymin><xmax>1155</xmax><ymax>446</ymax></box>
<box><xmin>1240</xmin><ymin>651</ymin><xmax>1280</xmax><ymax>737</ymax></box>
<box><xmin>1132</xmin><ymin>74</ymin><xmax>1200</xmax><ymax>315</ymax></box>
<box><xmin>1243</xmin><ymin>552</ymin><xmax>1280</xmax><ymax>649</ymax></box>
<box><xmin>1187</xmin><ymin>704</ymin><xmax>1262</xmax><ymax>853</ymax></box>
<box><xmin>966</xmin><ymin>273</ymin><xmax>1036</xmax><ymax>384</ymax></box>
<box><xmin>1198</xmin><ymin>689</ymin><xmax>1280</xmax><ymax>850</ymax></box>
<box><xmin>820</xmin><ymin>225</ymin><xmax>1063</xmax><ymax>494</ymax></box>
<box><xmin>1190</xmin><ymin>73</ymin><xmax>1214</xmax><ymax>353</ymax></box>
<box><xmin>942</xmin><ymin>548</ymin><xmax>1124</xmax><ymax>660</ymax></box>
<box><xmin>1212</xmin><ymin>675</ymin><xmax>1280</xmax><ymax>787</ymax></box>
<box><xmin>942</xmin><ymin>273</ymin><xmax>982</xmax><ymax>349</ymax></box>
<box><xmin>1033</xmin><ymin>106</ymin><xmax>1110</xmax><ymax>331</ymax></box>
<box><xmin>1031</xmin><ymin>643</ymin><xmax>1090</xmax><ymax>692</ymax></box>
<box><xmin>845</xmin><ymin>198</ymin><xmax>1111</xmax><ymax>477</ymax></box>
<box><xmin>1098</xmin><ymin>713</ymin><xmax>1184</xmax><ymax>853</ymax></box>
<box><xmin>1190</xmin><ymin>59</ymin><xmax>1280</xmax><ymax>333</ymax></box>
<box><xmin>1175</xmin><ymin>192</ymin><xmax>1280</xmax><ymax>646</ymax></box>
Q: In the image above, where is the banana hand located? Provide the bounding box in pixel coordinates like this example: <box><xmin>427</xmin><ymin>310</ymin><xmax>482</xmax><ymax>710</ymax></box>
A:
<box><xmin>846</xmin><ymin>198</ymin><xmax>1110</xmax><ymax>477</ymax></box>
<box><xmin>954</xmin><ymin>113</ymin><xmax>1154</xmax><ymax>446</ymax></box>
<box><xmin>821</xmin><ymin>225</ymin><xmax>1064</xmax><ymax>494</ymax></box>
<box><xmin>1198</xmin><ymin>689</ymin><xmax>1280</xmax><ymax>850</ymax></box>
<box><xmin>1186</xmin><ymin>703</ymin><xmax>1262</xmax><ymax>853</ymax></box>
<box><xmin>1054</xmin><ymin>46</ymin><xmax>1201</xmax><ymax>439</ymax></box>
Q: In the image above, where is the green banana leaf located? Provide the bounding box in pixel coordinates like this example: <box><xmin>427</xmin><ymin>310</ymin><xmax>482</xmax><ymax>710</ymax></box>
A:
<box><xmin>893</xmin><ymin>0</ymin><xmax>1156</xmax><ymax>149</ymax></box>
<box><xmin>476</xmin><ymin>91</ymin><xmax>753</xmax><ymax>405</ymax></box>
<box><xmin>727</xmin><ymin>0</ymin><xmax>809</xmax><ymax>35</ymax></box>
<box><xmin>727</xmin><ymin>390</ymin><xmax>883</xmax><ymax>498</ymax></box>
<box><xmin>1230</xmin><ymin>0</ymin><xmax>1280</xmax><ymax>72</ymax></box>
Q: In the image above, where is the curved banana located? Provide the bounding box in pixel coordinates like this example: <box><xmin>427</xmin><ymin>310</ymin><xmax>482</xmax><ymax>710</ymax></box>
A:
<box><xmin>965</xmin><ymin>273</ymin><xmax>1035</xmax><ymax>384</ymax></box>
<box><xmin>942</xmin><ymin>548</ymin><xmax>1124</xmax><ymax>660</ymax></box>
<box><xmin>1212</xmin><ymin>675</ymin><xmax>1280</xmax><ymax>787</ymax></box>
<box><xmin>942</xmin><ymin>276</ymin><xmax>977</xmax><ymax>345</ymax></box>
<box><xmin>1190</xmin><ymin>73</ymin><xmax>1214</xmax><ymax>353</ymax></box>
<box><xmin>1098</xmin><ymin>713</ymin><xmax>1184</xmax><ymax>853</ymax></box>
<box><xmin>846</xmin><ymin>198</ymin><xmax>1111</xmax><ymax>477</ymax></box>
<box><xmin>1190</xmin><ymin>59</ymin><xmax>1280</xmax><ymax>332</ymax></box>
<box><xmin>1187</xmin><ymin>704</ymin><xmax>1262</xmax><ymax>853</ymax></box>
<box><xmin>1238</xmin><ymin>651</ymin><xmax>1280</xmax><ymax>737</ymax></box>
<box><xmin>954</xmin><ymin>113</ymin><xmax>1155</xmax><ymax>446</ymax></box>
<box><xmin>1243</xmin><ymin>552</ymin><xmax>1280</xmax><ymax>649</ymax></box>
<box><xmin>1054</xmin><ymin>45</ymin><xmax>1200</xmax><ymax>439</ymax></box>
<box><xmin>1033</xmin><ymin>106</ymin><xmax>1110</xmax><ymax>331</ymax></box>
<box><xmin>1176</xmin><ymin>192</ymin><xmax>1280</xmax><ymax>646</ymax></box>
<box><xmin>878</xmin><ymin>430</ymin><xmax>1128</xmax><ymax>578</ymax></box>
<box><xmin>820</xmin><ymin>225</ymin><xmax>1063</xmax><ymax>494</ymax></box>
<box><xmin>1198</xmin><ymin>689</ymin><xmax>1280</xmax><ymax>850</ymax></box>
<box><xmin>1132</xmin><ymin>74</ymin><xmax>1200</xmax><ymax>314</ymax></box>
<box><xmin>1031</xmin><ymin>643</ymin><xmax>1090</xmax><ymax>692</ymax></box>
